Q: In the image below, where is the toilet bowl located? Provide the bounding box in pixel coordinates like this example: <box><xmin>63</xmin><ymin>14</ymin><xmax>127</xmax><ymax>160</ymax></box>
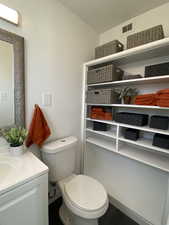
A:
<box><xmin>41</xmin><ymin>136</ymin><xmax>108</xmax><ymax>225</ymax></box>
<box><xmin>59</xmin><ymin>174</ymin><xmax>108</xmax><ymax>225</ymax></box>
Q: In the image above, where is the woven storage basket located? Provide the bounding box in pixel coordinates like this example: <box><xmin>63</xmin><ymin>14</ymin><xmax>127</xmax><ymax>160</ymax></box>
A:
<box><xmin>87</xmin><ymin>64</ymin><xmax>123</xmax><ymax>84</ymax></box>
<box><xmin>95</xmin><ymin>40</ymin><xmax>124</xmax><ymax>59</ymax></box>
<box><xmin>86</xmin><ymin>88</ymin><xmax>119</xmax><ymax>104</ymax></box>
<box><xmin>127</xmin><ymin>25</ymin><xmax>164</xmax><ymax>49</ymax></box>
<box><xmin>115</xmin><ymin>112</ymin><xmax>149</xmax><ymax>126</ymax></box>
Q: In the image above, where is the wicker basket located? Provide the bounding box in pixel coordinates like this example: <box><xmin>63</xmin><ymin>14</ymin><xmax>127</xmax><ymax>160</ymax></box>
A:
<box><xmin>95</xmin><ymin>40</ymin><xmax>124</xmax><ymax>59</ymax></box>
<box><xmin>87</xmin><ymin>64</ymin><xmax>123</xmax><ymax>84</ymax></box>
<box><xmin>86</xmin><ymin>88</ymin><xmax>119</xmax><ymax>104</ymax></box>
<box><xmin>127</xmin><ymin>25</ymin><xmax>164</xmax><ymax>49</ymax></box>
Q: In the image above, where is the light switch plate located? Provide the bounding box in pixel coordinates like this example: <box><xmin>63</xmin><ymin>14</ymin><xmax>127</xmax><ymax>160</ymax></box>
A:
<box><xmin>0</xmin><ymin>91</ymin><xmax>8</xmax><ymax>103</ymax></box>
<box><xmin>42</xmin><ymin>92</ymin><xmax>52</xmax><ymax>107</ymax></box>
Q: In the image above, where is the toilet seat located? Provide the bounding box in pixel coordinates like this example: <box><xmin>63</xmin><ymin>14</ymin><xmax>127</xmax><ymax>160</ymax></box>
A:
<box><xmin>63</xmin><ymin>175</ymin><xmax>108</xmax><ymax>219</ymax></box>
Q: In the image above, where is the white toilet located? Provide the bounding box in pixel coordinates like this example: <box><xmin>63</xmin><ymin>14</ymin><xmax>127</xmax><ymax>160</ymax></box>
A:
<box><xmin>41</xmin><ymin>136</ymin><xmax>108</xmax><ymax>225</ymax></box>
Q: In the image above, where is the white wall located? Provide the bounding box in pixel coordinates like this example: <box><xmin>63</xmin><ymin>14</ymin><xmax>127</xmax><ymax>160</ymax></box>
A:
<box><xmin>100</xmin><ymin>2</ymin><xmax>169</xmax><ymax>48</ymax></box>
<box><xmin>0</xmin><ymin>40</ymin><xmax>14</xmax><ymax>127</ymax></box>
<box><xmin>84</xmin><ymin>3</ymin><xmax>169</xmax><ymax>225</ymax></box>
<box><xmin>0</xmin><ymin>0</ymin><xmax>98</xmax><ymax>170</ymax></box>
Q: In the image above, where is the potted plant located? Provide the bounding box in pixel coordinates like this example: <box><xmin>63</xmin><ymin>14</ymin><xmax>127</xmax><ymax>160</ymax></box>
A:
<box><xmin>114</xmin><ymin>87</ymin><xmax>138</xmax><ymax>104</ymax></box>
<box><xmin>2</xmin><ymin>127</ymin><xmax>27</xmax><ymax>156</ymax></box>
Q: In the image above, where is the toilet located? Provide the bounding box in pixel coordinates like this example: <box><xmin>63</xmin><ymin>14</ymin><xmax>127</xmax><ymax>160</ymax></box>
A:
<box><xmin>41</xmin><ymin>136</ymin><xmax>108</xmax><ymax>225</ymax></box>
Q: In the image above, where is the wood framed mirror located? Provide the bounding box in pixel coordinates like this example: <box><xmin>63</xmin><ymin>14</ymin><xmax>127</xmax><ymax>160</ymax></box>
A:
<box><xmin>0</xmin><ymin>28</ymin><xmax>25</xmax><ymax>128</ymax></box>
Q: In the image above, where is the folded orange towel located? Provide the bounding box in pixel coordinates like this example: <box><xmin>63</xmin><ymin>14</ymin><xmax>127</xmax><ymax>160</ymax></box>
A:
<box><xmin>156</xmin><ymin>94</ymin><xmax>169</xmax><ymax>99</ymax></box>
<box><xmin>157</xmin><ymin>89</ymin><xmax>169</xmax><ymax>95</ymax></box>
<box><xmin>26</xmin><ymin>105</ymin><xmax>51</xmax><ymax>147</ymax></box>
<box><xmin>156</xmin><ymin>100</ymin><xmax>169</xmax><ymax>107</ymax></box>
<box><xmin>135</xmin><ymin>93</ymin><xmax>155</xmax><ymax>99</ymax></box>
<box><xmin>135</xmin><ymin>93</ymin><xmax>156</xmax><ymax>105</ymax></box>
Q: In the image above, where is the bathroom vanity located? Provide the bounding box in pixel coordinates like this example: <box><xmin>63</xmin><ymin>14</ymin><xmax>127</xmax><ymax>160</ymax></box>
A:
<box><xmin>0</xmin><ymin>149</ymin><xmax>49</xmax><ymax>225</ymax></box>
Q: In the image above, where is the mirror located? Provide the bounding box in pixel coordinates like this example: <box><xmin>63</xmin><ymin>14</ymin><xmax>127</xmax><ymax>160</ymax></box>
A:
<box><xmin>0</xmin><ymin>40</ymin><xmax>14</xmax><ymax>127</ymax></box>
<box><xmin>0</xmin><ymin>28</ymin><xmax>25</xmax><ymax>128</ymax></box>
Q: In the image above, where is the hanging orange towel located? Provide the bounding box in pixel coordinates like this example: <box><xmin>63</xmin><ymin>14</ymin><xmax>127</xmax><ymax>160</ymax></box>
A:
<box><xmin>26</xmin><ymin>105</ymin><xmax>51</xmax><ymax>147</ymax></box>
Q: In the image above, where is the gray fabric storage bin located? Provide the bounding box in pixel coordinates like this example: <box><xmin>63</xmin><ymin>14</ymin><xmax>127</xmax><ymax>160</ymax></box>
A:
<box><xmin>86</xmin><ymin>88</ymin><xmax>119</xmax><ymax>104</ymax></box>
<box><xmin>87</xmin><ymin>64</ymin><xmax>123</xmax><ymax>84</ymax></box>
<box><xmin>95</xmin><ymin>40</ymin><xmax>123</xmax><ymax>59</ymax></box>
<box><xmin>127</xmin><ymin>25</ymin><xmax>164</xmax><ymax>49</ymax></box>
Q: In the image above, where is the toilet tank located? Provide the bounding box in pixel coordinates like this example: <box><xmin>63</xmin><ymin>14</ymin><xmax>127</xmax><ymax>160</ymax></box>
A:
<box><xmin>41</xmin><ymin>136</ymin><xmax>78</xmax><ymax>182</ymax></box>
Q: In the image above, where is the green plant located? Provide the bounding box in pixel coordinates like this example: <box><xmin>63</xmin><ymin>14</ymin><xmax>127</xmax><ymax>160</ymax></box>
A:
<box><xmin>114</xmin><ymin>87</ymin><xmax>138</xmax><ymax>99</ymax></box>
<box><xmin>2</xmin><ymin>127</ymin><xmax>27</xmax><ymax>147</ymax></box>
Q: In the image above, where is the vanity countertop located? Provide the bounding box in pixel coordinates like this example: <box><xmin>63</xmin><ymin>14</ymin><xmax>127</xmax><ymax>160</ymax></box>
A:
<box><xmin>0</xmin><ymin>148</ymin><xmax>48</xmax><ymax>196</ymax></box>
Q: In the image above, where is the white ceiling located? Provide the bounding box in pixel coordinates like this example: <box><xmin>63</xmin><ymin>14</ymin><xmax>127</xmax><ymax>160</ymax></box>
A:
<box><xmin>59</xmin><ymin>0</ymin><xmax>169</xmax><ymax>33</ymax></box>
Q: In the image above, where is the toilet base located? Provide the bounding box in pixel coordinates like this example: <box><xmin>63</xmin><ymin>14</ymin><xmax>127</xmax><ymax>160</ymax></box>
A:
<box><xmin>59</xmin><ymin>202</ymin><xmax>98</xmax><ymax>225</ymax></box>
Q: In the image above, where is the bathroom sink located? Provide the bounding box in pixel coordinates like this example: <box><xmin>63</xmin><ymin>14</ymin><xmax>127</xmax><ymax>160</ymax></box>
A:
<box><xmin>0</xmin><ymin>152</ymin><xmax>48</xmax><ymax>196</ymax></box>
<box><xmin>0</xmin><ymin>155</ymin><xmax>19</xmax><ymax>184</ymax></box>
<box><xmin>0</xmin><ymin>162</ymin><xmax>13</xmax><ymax>181</ymax></box>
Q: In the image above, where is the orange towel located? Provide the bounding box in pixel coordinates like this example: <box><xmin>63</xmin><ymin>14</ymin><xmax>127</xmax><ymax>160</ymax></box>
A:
<box><xmin>135</xmin><ymin>93</ymin><xmax>155</xmax><ymax>100</ymax></box>
<box><xmin>157</xmin><ymin>89</ymin><xmax>169</xmax><ymax>95</ymax></box>
<box><xmin>156</xmin><ymin>100</ymin><xmax>169</xmax><ymax>107</ymax></box>
<box><xmin>135</xmin><ymin>93</ymin><xmax>157</xmax><ymax>105</ymax></box>
<box><xmin>156</xmin><ymin>94</ymin><xmax>169</xmax><ymax>99</ymax></box>
<box><xmin>26</xmin><ymin>105</ymin><xmax>51</xmax><ymax>147</ymax></box>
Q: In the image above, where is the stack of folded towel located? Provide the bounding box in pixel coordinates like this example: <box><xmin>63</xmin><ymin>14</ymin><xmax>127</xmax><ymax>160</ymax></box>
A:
<box><xmin>134</xmin><ymin>89</ymin><xmax>169</xmax><ymax>107</ymax></box>
<box><xmin>134</xmin><ymin>93</ymin><xmax>157</xmax><ymax>105</ymax></box>
<box><xmin>91</xmin><ymin>107</ymin><xmax>113</xmax><ymax>120</ymax></box>
<box><xmin>156</xmin><ymin>89</ymin><xmax>169</xmax><ymax>107</ymax></box>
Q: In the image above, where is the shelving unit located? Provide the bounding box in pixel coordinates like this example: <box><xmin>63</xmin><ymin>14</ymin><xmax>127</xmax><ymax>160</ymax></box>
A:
<box><xmin>82</xmin><ymin>38</ymin><xmax>169</xmax><ymax>174</ymax></box>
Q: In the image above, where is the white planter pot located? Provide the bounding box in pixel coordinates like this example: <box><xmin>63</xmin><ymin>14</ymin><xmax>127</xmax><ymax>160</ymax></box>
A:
<box><xmin>9</xmin><ymin>145</ymin><xmax>25</xmax><ymax>156</ymax></box>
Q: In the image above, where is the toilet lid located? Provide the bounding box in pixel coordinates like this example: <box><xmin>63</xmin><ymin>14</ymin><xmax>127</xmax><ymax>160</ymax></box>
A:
<box><xmin>64</xmin><ymin>175</ymin><xmax>107</xmax><ymax>211</ymax></box>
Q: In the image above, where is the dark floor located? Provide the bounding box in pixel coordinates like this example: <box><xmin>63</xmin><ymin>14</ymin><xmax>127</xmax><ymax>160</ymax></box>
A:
<box><xmin>49</xmin><ymin>198</ymin><xmax>139</xmax><ymax>225</ymax></box>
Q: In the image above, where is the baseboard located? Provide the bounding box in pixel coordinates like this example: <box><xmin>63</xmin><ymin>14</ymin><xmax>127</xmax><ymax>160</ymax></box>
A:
<box><xmin>109</xmin><ymin>195</ymin><xmax>153</xmax><ymax>225</ymax></box>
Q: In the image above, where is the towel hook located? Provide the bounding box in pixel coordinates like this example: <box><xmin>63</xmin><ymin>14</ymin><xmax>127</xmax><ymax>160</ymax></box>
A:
<box><xmin>34</xmin><ymin>104</ymin><xmax>39</xmax><ymax>108</ymax></box>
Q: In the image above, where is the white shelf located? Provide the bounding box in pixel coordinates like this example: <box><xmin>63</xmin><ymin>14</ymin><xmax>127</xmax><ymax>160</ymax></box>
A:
<box><xmin>118</xmin><ymin>122</ymin><xmax>169</xmax><ymax>135</ymax></box>
<box><xmin>86</xmin><ymin>137</ymin><xmax>116</xmax><ymax>153</ymax></box>
<box><xmin>86</xmin><ymin>136</ymin><xmax>169</xmax><ymax>173</ymax></box>
<box><xmin>87</xmin><ymin>103</ymin><xmax>169</xmax><ymax>110</ymax></box>
<box><xmin>119</xmin><ymin>136</ymin><xmax>169</xmax><ymax>155</ymax></box>
<box><xmin>86</xmin><ymin>128</ymin><xmax>116</xmax><ymax>139</ymax></box>
<box><xmin>86</xmin><ymin>118</ymin><xmax>169</xmax><ymax>135</ymax></box>
<box><xmin>119</xmin><ymin>145</ymin><xmax>169</xmax><ymax>173</ymax></box>
<box><xmin>86</xmin><ymin>118</ymin><xmax>116</xmax><ymax>125</ymax></box>
<box><xmin>85</xmin><ymin>37</ymin><xmax>169</xmax><ymax>67</ymax></box>
<box><xmin>87</xmin><ymin>75</ymin><xmax>169</xmax><ymax>87</ymax></box>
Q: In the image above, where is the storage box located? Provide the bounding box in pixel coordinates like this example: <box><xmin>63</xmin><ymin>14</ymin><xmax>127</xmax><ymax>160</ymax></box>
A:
<box><xmin>115</xmin><ymin>112</ymin><xmax>149</xmax><ymax>126</ymax></box>
<box><xmin>150</xmin><ymin>115</ymin><xmax>169</xmax><ymax>130</ymax></box>
<box><xmin>86</xmin><ymin>88</ymin><xmax>119</xmax><ymax>104</ymax></box>
<box><xmin>87</xmin><ymin>64</ymin><xmax>123</xmax><ymax>84</ymax></box>
<box><xmin>145</xmin><ymin>62</ymin><xmax>169</xmax><ymax>77</ymax></box>
<box><xmin>95</xmin><ymin>40</ymin><xmax>124</xmax><ymax>59</ymax></box>
<box><xmin>153</xmin><ymin>133</ymin><xmax>169</xmax><ymax>149</ymax></box>
<box><xmin>127</xmin><ymin>25</ymin><xmax>164</xmax><ymax>49</ymax></box>
<box><xmin>124</xmin><ymin>128</ymin><xmax>140</xmax><ymax>141</ymax></box>
<box><xmin>93</xmin><ymin>122</ymin><xmax>108</xmax><ymax>131</ymax></box>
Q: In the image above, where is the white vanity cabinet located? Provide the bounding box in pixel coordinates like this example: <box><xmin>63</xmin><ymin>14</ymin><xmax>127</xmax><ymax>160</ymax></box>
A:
<box><xmin>0</xmin><ymin>173</ymin><xmax>48</xmax><ymax>225</ymax></box>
